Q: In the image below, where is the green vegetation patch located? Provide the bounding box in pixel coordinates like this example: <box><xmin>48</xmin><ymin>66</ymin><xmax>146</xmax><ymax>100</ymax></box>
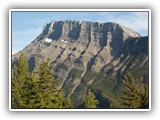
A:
<box><xmin>71</xmin><ymin>82</ymin><xmax>87</xmax><ymax>108</ymax></box>
<box><xmin>82</xmin><ymin>70</ymin><xmax>97</xmax><ymax>83</ymax></box>
<box><xmin>63</xmin><ymin>83</ymin><xmax>75</xmax><ymax>96</ymax></box>
<box><xmin>91</xmin><ymin>72</ymin><xmax>121</xmax><ymax>108</ymax></box>
<box><xmin>57</xmin><ymin>63</ymin><xmax>68</xmax><ymax>71</ymax></box>
<box><xmin>63</xmin><ymin>68</ymin><xmax>84</xmax><ymax>96</ymax></box>
<box><xmin>92</xmin><ymin>73</ymin><xmax>117</xmax><ymax>95</ymax></box>
<box><xmin>68</xmin><ymin>68</ymin><xmax>84</xmax><ymax>78</ymax></box>
<box><xmin>93</xmin><ymin>71</ymin><xmax>105</xmax><ymax>83</ymax></box>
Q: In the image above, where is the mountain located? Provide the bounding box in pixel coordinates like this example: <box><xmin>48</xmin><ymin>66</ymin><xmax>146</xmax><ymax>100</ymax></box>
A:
<box><xmin>12</xmin><ymin>20</ymin><xmax>149</xmax><ymax>108</ymax></box>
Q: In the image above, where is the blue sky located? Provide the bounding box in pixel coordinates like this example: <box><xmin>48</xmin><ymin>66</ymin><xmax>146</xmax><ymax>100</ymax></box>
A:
<box><xmin>12</xmin><ymin>11</ymin><xmax>148</xmax><ymax>54</ymax></box>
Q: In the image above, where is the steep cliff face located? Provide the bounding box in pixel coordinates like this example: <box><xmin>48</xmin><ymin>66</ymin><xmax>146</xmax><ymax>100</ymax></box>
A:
<box><xmin>13</xmin><ymin>20</ymin><xmax>148</xmax><ymax>108</ymax></box>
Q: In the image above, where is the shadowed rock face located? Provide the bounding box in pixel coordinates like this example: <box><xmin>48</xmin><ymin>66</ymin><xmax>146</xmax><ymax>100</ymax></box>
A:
<box><xmin>12</xmin><ymin>20</ymin><xmax>149</xmax><ymax>108</ymax></box>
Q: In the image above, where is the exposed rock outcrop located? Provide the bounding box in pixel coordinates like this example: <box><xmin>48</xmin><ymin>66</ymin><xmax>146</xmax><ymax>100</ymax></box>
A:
<box><xmin>12</xmin><ymin>20</ymin><xmax>148</xmax><ymax>108</ymax></box>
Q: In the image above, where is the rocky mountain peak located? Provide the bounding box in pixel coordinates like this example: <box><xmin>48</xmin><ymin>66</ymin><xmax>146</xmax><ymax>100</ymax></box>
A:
<box><xmin>39</xmin><ymin>20</ymin><xmax>140</xmax><ymax>43</ymax></box>
<box><xmin>12</xmin><ymin>20</ymin><xmax>148</xmax><ymax>108</ymax></box>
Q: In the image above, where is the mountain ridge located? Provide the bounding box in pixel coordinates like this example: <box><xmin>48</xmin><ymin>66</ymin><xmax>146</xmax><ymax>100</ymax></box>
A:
<box><xmin>12</xmin><ymin>20</ymin><xmax>149</xmax><ymax>108</ymax></box>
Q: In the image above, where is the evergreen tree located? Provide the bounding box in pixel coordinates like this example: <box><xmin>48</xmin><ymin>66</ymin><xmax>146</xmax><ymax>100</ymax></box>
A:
<box><xmin>63</xmin><ymin>96</ymin><xmax>72</xmax><ymax>108</ymax></box>
<box><xmin>12</xmin><ymin>56</ymin><xmax>73</xmax><ymax>109</ymax></box>
<box><xmin>121</xmin><ymin>71</ymin><xmax>149</xmax><ymax>108</ymax></box>
<box><xmin>12</xmin><ymin>53</ymin><xmax>30</xmax><ymax>108</ymax></box>
<box><xmin>109</xmin><ymin>103</ymin><xmax>113</xmax><ymax>108</ymax></box>
<box><xmin>24</xmin><ymin>70</ymin><xmax>39</xmax><ymax>108</ymax></box>
<box><xmin>85</xmin><ymin>89</ymin><xmax>99</xmax><ymax>108</ymax></box>
<box><xmin>138</xmin><ymin>85</ymin><xmax>149</xmax><ymax>108</ymax></box>
<box><xmin>30</xmin><ymin>60</ymin><xmax>66</xmax><ymax>108</ymax></box>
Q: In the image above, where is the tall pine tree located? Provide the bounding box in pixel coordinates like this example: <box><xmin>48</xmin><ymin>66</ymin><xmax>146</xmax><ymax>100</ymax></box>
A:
<box><xmin>12</xmin><ymin>53</ymin><xmax>30</xmax><ymax>108</ymax></box>
<box><xmin>63</xmin><ymin>96</ymin><xmax>72</xmax><ymax>108</ymax></box>
<box><xmin>121</xmin><ymin>71</ymin><xmax>149</xmax><ymax>108</ymax></box>
<box><xmin>85</xmin><ymin>89</ymin><xmax>99</xmax><ymax>108</ymax></box>
<box><xmin>30</xmin><ymin>60</ymin><xmax>70</xmax><ymax>108</ymax></box>
<box><xmin>138</xmin><ymin>84</ymin><xmax>149</xmax><ymax>108</ymax></box>
<box><xmin>12</xmin><ymin>55</ymin><xmax>72</xmax><ymax>109</ymax></box>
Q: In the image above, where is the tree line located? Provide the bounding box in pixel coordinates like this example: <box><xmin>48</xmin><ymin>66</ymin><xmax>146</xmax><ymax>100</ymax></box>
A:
<box><xmin>12</xmin><ymin>53</ymin><xmax>71</xmax><ymax>108</ymax></box>
<box><xmin>84</xmin><ymin>71</ymin><xmax>149</xmax><ymax>109</ymax></box>
<box><xmin>12</xmin><ymin>53</ymin><xmax>148</xmax><ymax>109</ymax></box>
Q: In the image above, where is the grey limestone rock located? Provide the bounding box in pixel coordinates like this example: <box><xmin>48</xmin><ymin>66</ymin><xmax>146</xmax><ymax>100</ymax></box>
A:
<box><xmin>12</xmin><ymin>20</ymin><xmax>149</xmax><ymax>108</ymax></box>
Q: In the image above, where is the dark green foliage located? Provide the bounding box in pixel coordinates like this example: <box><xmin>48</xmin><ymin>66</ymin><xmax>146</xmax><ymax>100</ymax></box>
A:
<box><xmin>93</xmin><ymin>71</ymin><xmax>105</xmax><ymax>83</ymax></box>
<box><xmin>91</xmin><ymin>91</ymin><xmax>110</xmax><ymax>109</ymax></box>
<box><xmin>72</xmin><ymin>47</ymin><xmax>77</xmax><ymax>51</ymax></box>
<box><xmin>63</xmin><ymin>69</ymin><xmax>84</xmax><ymax>95</ymax></box>
<box><xmin>30</xmin><ymin>60</ymin><xmax>65</xmax><ymax>108</ymax></box>
<box><xmin>109</xmin><ymin>103</ymin><xmax>113</xmax><ymax>108</ymax></box>
<box><xmin>63</xmin><ymin>83</ymin><xmax>75</xmax><ymax>95</ymax></box>
<box><xmin>68</xmin><ymin>68</ymin><xmax>84</xmax><ymax>78</ymax></box>
<box><xmin>12</xmin><ymin>55</ymin><xmax>72</xmax><ymax>109</ymax></box>
<box><xmin>121</xmin><ymin>71</ymin><xmax>149</xmax><ymax>108</ymax></box>
<box><xmin>12</xmin><ymin>52</ymin><xmax>149</xmax><ymax>109</ymax></box>
<box><xmin>141</xmin><ymin>85</ymin><xmax>149</xmax><ymax>108</ymax></box>
<box><xmin>82</xmin><ymin>71</ymin><xmax>97</xmax><ymax>83</ymax></box>
<box><xmin>71</xmin><ymin>82</ymin><xmax>87</xmax><ymax>108</ymax></box>
<box><xmin>92</xmin><ymin>72</ymin><xmax>118</xmax><ymax>97</ymax></box>
<box><xmin>12</xmin><ymin>53</ymin><xmax>30</xmax><ymax>108</ymax></box>
<box><xmin>57</xmin><ymin>63</ymin><xmax>68</xmax><ymax>71</ymax></box>
<box><xmin>63</xmin><ymin>96</ymin><xmax>72</xmax><ymax>108</ymax></box>
<box><xmin>85</xmin><ymin>89</ymin><xmax>99</xmax><ymax>108</ymax></box>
